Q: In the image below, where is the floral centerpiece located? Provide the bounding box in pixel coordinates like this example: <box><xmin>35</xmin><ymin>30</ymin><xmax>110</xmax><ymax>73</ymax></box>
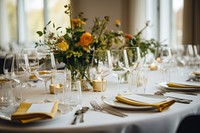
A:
<box><xmin>35</xmin><ymin>4</ymin><xmax>124</xmax><ymax>90</ymax></box>
<box><xmin>35</xmin><ymin>4</ymin><xmax>161</xmax><ymax>90</ymax></box>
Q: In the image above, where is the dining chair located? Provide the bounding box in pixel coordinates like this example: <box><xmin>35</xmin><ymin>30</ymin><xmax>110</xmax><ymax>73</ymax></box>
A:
<box><xmin>176</xmin><ymin>115</ymin><xmax>200</xmax><ymax>133</ymax></box>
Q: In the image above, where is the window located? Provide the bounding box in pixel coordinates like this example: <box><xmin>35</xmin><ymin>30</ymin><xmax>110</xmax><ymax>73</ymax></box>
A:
<box><xmin>7</xmin><ymin>0</ymin><xmax>17</xmax><ymax>42</ymax></box>
<box><xmin>146</xmin><ymin>0</ymin><xmax>184</xmax><ymax>48</ymax></box>
<box><xmin>1</xmin><ymin>0</ymin><xmax>184</xmax><ymax>50</ymax></box>
<box><xmin>24</xmin><ymin>0</ymin><xmax>44</xmax><ymax>43</ymax></box>
<box><xmin>172</xmin><ymin>0</ymin><xmax>184</xmax><ymax>47</ymax></box>
<box><xmin>0</xmin><ymin>0</ymin><xmax>70</xmax><ymax>50</ymax></box>
<box><xmin>48</xmin><ymin>0</ymin><xmax>71</xmax><ymax>28</ymax></box>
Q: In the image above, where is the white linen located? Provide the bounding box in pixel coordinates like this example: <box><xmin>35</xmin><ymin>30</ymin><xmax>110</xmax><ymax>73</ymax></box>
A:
<box><xmin>0</xmin><ymin>68</ymin><xmax>200</xmax><ymax>133</ymax></box>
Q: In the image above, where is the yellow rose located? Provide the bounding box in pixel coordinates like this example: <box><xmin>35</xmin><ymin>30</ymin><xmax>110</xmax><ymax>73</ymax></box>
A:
<box><xmin>57</xmin><ymin>42</ymin><xmax>69</xmax><ymax>51</ymax></box>
<box><xmin>79</xmin><ymin>32</ymin><xmax>93</xmax><ymax>47</ymax></box>
<box><xmin>71</xmin><ymin>18</ymin><xmax>86</xmax><ymax>27</ymax></box>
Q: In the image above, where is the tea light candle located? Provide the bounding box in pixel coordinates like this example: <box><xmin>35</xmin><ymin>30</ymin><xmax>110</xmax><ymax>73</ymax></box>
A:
<box><xmin>149</xmin><ymin>63</ymin><xmax>158</xmax><ymax>71</ymax></box>
<box><xmin>156</xmin><ymin>57</ymin><xmax>161</xmax><ymax>63</ymax></box>
<box><xmin>92</xmin><ymin>80</ymin><xmax>106</xmax><ymax>92</ymax></box>
<box><xmin>49</xmin><ymin>84</ymin><xmax>63</xmax><ymax>94</ymax></box>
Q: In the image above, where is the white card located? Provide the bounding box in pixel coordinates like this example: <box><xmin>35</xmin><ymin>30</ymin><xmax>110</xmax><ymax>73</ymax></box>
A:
<box><xmin>123</xmin><ymin>94</ymin><xmax>164</xmax><ymax>104</ymax></box>
<box><xmin>27</xmin><ymin>102</ymin><xmax>54</xmax><ymax>113</ymax></box>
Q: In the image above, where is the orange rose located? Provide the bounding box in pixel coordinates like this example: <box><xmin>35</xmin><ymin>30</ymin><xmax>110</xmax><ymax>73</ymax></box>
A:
<box><xmin>79</xmin><ymin>32</ymin><xmax>93</xmax><ymax>47</ymax></box>
<box><xmin>115</xmin><ymin>19</ymin><xmax>121</xmax><ymax>27</ymax></box>
<box><xmin>125</xmin><ymin>34</ymin><xmax>133</xmax><ymax>40</ymax></box>
<box><xmin>57</xmin><ymin>42</ymin><xmax>69</xmax><ymax>51</ymax></box>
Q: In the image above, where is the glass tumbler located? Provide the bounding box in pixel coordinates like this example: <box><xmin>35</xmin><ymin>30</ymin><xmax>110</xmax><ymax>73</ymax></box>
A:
<box><xmin>68</xmin><ymin>80</ymin><xmax>82</xmax><ymax>107</ymax></box>
<box><xmin>0</xmin><ymin>80</ymin><xmax>16</xmax><ymax>108</ymax></box>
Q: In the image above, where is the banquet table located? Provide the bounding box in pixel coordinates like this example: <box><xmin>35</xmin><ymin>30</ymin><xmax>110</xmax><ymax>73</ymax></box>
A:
<box><xmin>0</xmin><ymin>67</ymin><xmax>200</xmax><ymax>133</ymax></box>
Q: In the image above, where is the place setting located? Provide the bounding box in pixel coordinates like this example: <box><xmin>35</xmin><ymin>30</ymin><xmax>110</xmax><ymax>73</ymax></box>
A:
<box><xmin>0</xmin><ymin>101</ymin><xmax>73</xmax><ymax>124</ymax></box>
<box><xmin>153</xmin><ymin>79</ymin><xmax>200</xmax><ymax>104</ymax></box>
<box><xmin>186</xmin><ymin>71</ymin><xmax>200</xmax><ymax>82</ymax></box>
<box><xmin>157</xmin><ymin>80</ymin><xmax>200</xmax><ymax>92</ymax></box>
<box><xmin>101</xmin><ymin>93</ymin><xmax>176</xmax><ymax>112</ymax></box>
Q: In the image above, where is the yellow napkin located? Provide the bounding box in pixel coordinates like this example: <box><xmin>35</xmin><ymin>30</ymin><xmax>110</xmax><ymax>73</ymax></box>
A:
<box><xmin>11</xmin><ymin>101</ymin><xmax>58</xmax><ymax>123</ymax></box>
<box><xmin>193</xmin><ymin>71</ymin><xmax>200</xmax><ymax>76</ymax></box>
<box><xmin>167</xmin><ymin>82</ymin><xmax>200</xmax><ymax>88</ymax></box>
<box><xmin>116</xmin><ymin>95</ymin><xmax>175</xmax><ymax>112</ymax></box>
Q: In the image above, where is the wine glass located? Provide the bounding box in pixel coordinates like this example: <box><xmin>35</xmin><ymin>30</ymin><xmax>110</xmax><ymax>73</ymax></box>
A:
<box><xmin>35</xmin><ymin>53</ymin><xmax>56</xmax><ymax>102</ymax></box>
<box><xmin>124</xmin><ymin>47</ymin><xmax>147</xmax><ymax>93</ymax></box>
<box><xmin>3</xmin><ymin>52</ymin><xmax>14</xmax><ymax>79</ymax></box>
<box><xmin>110</xmin><ymin>49</ymin><xmax>129</xmax><ymax>94</ymax></box>
<box><xmin>124</xmin><ymin>47</ymin><xmax>143</xmax><ymax>72</ymax></box>
<box><xmin>22</xmin><ymin>48</ymin><xmax>39</xmax><ymax>74</ymax></box>
<box><xmin>21</xmin><ymin>48</ymin><xmax>39</xmax><ymax>87</ymax></box>
<box><xmin>11</xmin><ymin>52</ymin><xmax>31</xmax><ymax>101</ymax></box>
<box><xmin>156</xmin><ymin>46</ymin><xmax>172</xmax><ymax>82</ymax></box>
<box><xmin>193</xmin><ymin>45</ymin><xmax>200</xmax><ymax>69</ymax></box>
<box><xmin>90</xmin><ymin>50</ymin><xmax>112</xmax><ymax>99</ymax></box>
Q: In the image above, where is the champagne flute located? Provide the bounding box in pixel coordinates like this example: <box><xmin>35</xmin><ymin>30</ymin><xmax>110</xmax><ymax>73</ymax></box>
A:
<box><xmin>35</xmin><ymin>53</ymin><xmax>56</xmax><ymax>102</ymax></box>
<box><xmin>91</xmin><ymin>50</ymin><xmax>112</xmax><ymax>99</ymax></box>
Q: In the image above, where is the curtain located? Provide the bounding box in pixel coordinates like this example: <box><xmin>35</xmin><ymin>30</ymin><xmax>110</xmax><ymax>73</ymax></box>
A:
<box><xmin>182</xmin><ymin>0</ymin><xmax>200</xmax><ymax>48</ymax></box>
<box><xmin>0</xmin><ymin>0</ymin><xmax>10</xmax><ymax>51</ymax></box>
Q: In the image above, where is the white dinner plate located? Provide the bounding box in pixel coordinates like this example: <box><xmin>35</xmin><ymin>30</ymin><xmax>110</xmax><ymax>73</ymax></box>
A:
<box><xmin>0</xmin><ymin>103</ymin><xmax>73</xmax><ymax>123</ymax></box>
<box><xmin>103</xmin><ymin>96</ymin><xmax>155</xmax><ymax>110</ymax></box>
<box><xmin>158</xmin><ymin>82</ymin><xmax>200</xmax><ymax>91</ymax></box>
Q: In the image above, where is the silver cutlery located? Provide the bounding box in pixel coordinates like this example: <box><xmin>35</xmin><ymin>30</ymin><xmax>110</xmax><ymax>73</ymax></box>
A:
<box><xmin>186</xmin><ymin>77</ymin><xmax>200</xmax><ymax>82</ymax></box>
<box><xmin>154</xmin><ymin>92</ymin><xmax>193</xmax><ymax>104</ymax></box>
<box><xmin>155</xmin><ymin>90</ymin><xmax>197</xmax><ymax>96</ymax></box>
<box><xmin>71</xmin><ymin>109</ymin><xmax>82</xmax><ymax>125</ymax></box>
<box><xmin>165</xmin><ymin>96</ymin><xmax>192</xmax><ymax>104</ymax></box>
<box><xmin>71</xmin><ymin>107</ymin><xmax>89</xmax><ymax>124</ymax></box>
<box><xmin>90</xmin><ymin>100</ymin><xmax>127</xmax><ymax>117</ymax></box>
<box><xmin>80</xmin><ymin>107</ymin><xmax>89</xmax><ymax>123</ymax></box>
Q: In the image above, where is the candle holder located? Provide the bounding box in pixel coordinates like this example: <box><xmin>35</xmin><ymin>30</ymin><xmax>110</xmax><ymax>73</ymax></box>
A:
<box><xmin>92</xmin><ymin>80</ymin><xmax>106</xmax><ymax>92</ymax></box>
<box><xmin>149</xmin><ymin>63</ymin><xmax>158</xmax><ymax>71</ymax></box>
<box><xmin>49</xmin><ymin>84</ymin><xmax>63</xmax><ymax>94</ymax></box>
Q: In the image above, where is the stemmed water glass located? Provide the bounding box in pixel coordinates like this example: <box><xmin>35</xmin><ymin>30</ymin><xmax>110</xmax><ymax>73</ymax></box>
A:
<box><xmin>10</xmin><ymin>52</ymin><xmax>31</xmax><ymax>101</ymax></box>
<box><xmin>91</xmin><ymin>50</ymin><xmax>112</xmax><ymax>99</ymax></box>
<box><xmin>124</xmin><ymin>47</ymin><xmax>143</xmax><ymax>72</ymax></box>
<box><xmin>21</xmin><ymin>48</ymin><xmax>39</xmax><ymax>87</ymax></box>
<box><xmin>110</xmin><ymin>49</ymin><xmax>129</xmax><ymax>94</ymax></box>
<box><xmin>35</xmin><ymin>53</ymin><xmax>56</xmax><ymax>102</ymax></box>
<box><xmin>3</xmin><ymin>52</ymin><xmax>14</xmax><ymax>79</ymax></box>
<box><xmin>156</xmin><ymin>46</ymin><xmax>172</xmax><ymax>82</ymax></box>
<box><xmin>21</xmin><ymin>48</ymin><xmax>39</xmax><ymax>75</ymax></box>
<box><xmin>124</xmin><ymin>47</ymin><xmax>147</xmax><ymax>93</ymax></box>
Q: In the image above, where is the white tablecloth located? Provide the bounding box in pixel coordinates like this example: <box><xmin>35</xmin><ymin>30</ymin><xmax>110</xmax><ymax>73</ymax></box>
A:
<box><xmin>0</xmin><ymin>67</ymin><xmax>200</xmax><ymax>133</ymax></box>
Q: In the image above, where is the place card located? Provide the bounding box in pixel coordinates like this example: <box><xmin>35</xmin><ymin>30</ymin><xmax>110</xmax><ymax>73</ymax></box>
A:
<box><xmin>123</xmin><ymin>94</ymin><xmax>165</xmax><ymax>104</ymax></box>
<box><xmin>27</xmin><ymin>102</ymin><xmax>54</xmax><ymax>113</ymax></box>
